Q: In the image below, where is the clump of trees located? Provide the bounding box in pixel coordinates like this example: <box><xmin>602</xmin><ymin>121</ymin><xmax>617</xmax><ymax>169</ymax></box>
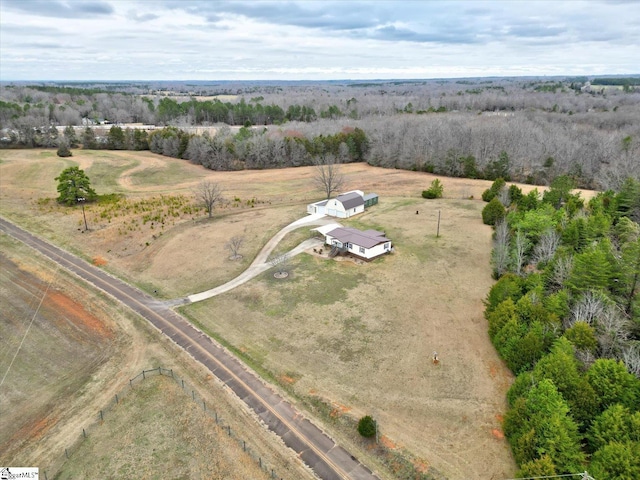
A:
<box><xmin>483</xmin><ymin>175</ymin><xmax>640</xmax><ymax>477</ymax></box>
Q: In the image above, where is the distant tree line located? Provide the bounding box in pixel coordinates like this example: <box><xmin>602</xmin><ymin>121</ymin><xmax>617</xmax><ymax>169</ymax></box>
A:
<box><xmin>149</xmin><ymin>125</ymin><xmax>368</xmax><ymax>170</ymax></box>
<box><xmin>481</xmin><ymin>176</ymin><xmax>640</xmax><ymax>477</ymax></box>
<box><xmin>1</xmin><ymin>78</ymin><xmax>639</xmax><ymax>189</ymax></box>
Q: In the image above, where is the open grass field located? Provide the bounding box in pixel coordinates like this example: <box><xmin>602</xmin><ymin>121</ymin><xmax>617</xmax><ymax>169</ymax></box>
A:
<box><xmin>0</xmin><ymin>233</ymin><xmax>314</xmax><ymax>479</ymax></box>
<box><xmin>0</xmin><ymin>148</ymin><xmax>594</xmax><ymax>478</ymax></box>
<box><xmin>55</xmin><ymin>374</ymin><xmax>272</xmax><ymax>480</ymax></box>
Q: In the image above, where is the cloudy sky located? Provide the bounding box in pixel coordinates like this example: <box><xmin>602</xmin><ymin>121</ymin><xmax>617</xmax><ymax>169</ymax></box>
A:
<box><xmin>1</xmin><ymin>0</ymin><xmax>639</xmax><ymax>81</ymax></box>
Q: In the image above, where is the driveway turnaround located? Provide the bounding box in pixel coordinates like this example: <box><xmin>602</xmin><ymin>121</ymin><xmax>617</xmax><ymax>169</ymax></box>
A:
<box><xmin>187</xmin><ymin>213</ymin><xmax>333</xmax><ymax>303</ymax></box>
<box><xmin>0</xmin><ymin>217</ymin><xmax>380</xmax><ymax>480</ymax></box>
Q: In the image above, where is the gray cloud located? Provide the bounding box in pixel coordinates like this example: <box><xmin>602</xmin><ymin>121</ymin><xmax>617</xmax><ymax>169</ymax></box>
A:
<box><xmin>1</xmin><ymin>0</ymin><xmax>638</xmax><ymax>80</ymax></box>
<box><xmin>2</xmin><ymin>0</ymin><xmax>114</xmax><ymax>18</ymax></box>
<box><xmin>372</xmin><ymin>25</ymin><xmax>480</xmax><ymax>45</ymax></box>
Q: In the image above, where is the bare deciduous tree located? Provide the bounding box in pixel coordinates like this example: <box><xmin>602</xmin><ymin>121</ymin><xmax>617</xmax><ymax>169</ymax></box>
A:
<box><xmin>194</xmin><ymin>180</ymin><xmax>223</xmax><ymax>218</ymax></box>
<box><xmin>268</xmin><ymin>252</ymin><xmax>290</xmax><ymax>276</ymax></box>
<box><xmin>313</xmin><ymin>155</ymin><xmax>344</xmax><ymax>199</ymax></box>
<box><xmin>225</xmin><ymin>235</ymin><xmax>245</xmax><ymax>260</ymax></box>
<box><xmin>492</xmin><ymin>220</ymin><xmax>511</xmax><ymax>277</ymax></box>
<box><xmin>568</xmin><ymin>291</ymin><xmax>606</xmax><ymax>328</ymax></box>
<box><xmin>512</xmin><ymin>229</ymin><xmax>529</xmax><ymax>276</ymax></box>
<box><xmin>622</xmin><ymin>344</ymin><xmax>640</xmax><ymax>378</ymax></box>
<box><xmin>533</xmin><ymin>229</ymin><xmax>560</xmax><ymax>265</ymax></box>
<box><xmin>596</xmin><ymin>305</ymin><xmax>629</xmax><ymax>358</ymax></box>
<box><xmin>550</xmin><ymin>255</ymin><xmax>573</xmax><ymax>290</ymax></box>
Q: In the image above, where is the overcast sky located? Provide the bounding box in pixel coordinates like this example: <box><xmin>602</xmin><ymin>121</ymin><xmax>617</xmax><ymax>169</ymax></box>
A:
<box><xmin>1</xmin><ymin>0</ymin><xmax>639</xmax><ymax>81</ymax></box>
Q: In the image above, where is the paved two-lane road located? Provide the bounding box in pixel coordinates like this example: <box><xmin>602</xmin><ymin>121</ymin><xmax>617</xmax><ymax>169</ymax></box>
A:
<box><xmin>0</xmin><ymin>217</ymin><xmax>380</xmax><ymax>480</ymax></box>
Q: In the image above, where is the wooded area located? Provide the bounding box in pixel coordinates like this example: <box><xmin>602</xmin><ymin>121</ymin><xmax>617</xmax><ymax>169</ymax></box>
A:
<box><xmin>1</xmin><ymin>77</ymin><xmax>638</xmax><ymax>190</ymax></box>
<box><xmin>483</xmin><ymin>176</ymin><xmax>640</xmax><ymax>477</ymax></box>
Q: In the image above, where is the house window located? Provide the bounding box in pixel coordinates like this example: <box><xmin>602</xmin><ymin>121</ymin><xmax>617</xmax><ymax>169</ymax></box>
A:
<box><xmin>359</xmin><ymin>247</ymin><xmax>365</xmax><ymax>254</ymax></box>
<box><xmin>384</xmin><ymin>242</ymin><xmax>390</xmax><ymax>250</ymax></box>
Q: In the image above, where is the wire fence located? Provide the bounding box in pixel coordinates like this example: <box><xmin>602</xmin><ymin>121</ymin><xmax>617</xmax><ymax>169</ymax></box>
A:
<box><xmin>44</xmin><ymin>367</ymin><xmax>284</xmax><ymax>480</ymax></box>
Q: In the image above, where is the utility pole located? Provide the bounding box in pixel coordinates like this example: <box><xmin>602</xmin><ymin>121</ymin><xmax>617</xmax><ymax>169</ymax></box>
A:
<box><xmin>436</xmin><ymin>210</ymin><xmax>441</xmax><ymax>237</ymax></box>
<box><xmin>78</xmin><ymin>197</ymin><xmax>88</xmax><ymax>231</ymax></box>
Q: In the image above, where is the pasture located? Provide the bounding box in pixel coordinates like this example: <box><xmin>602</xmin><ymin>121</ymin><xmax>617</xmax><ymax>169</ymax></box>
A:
<box><xmin>0</xmin><ymin>148</ymin><xmax>520</xmax><ymax>478</ymax></box>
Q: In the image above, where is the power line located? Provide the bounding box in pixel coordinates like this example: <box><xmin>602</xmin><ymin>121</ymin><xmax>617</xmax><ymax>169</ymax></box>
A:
<box><xmin>0</xmin><ymin>265</ymin><xmax>59</xmax><ymax>388</ymax></box>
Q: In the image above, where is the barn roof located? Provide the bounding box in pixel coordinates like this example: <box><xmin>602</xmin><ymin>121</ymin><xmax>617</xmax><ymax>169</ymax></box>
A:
<box><xmin>326</xmin><ymin>227</ymin><xmax>390</xmax><ymax>249</ymax></box>
<box><xmin>336</xmin><ymin>192</ymin><xmax>364</xmax><ymax>210</ymax></box>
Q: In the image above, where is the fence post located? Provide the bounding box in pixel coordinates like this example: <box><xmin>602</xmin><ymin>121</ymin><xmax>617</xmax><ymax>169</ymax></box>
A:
<box><xmin>192</xmin><ymin>390</ymin><xmax>195</xmax><ymax>400</ymax></box>
<box><xmin>157</xmin><ymin>366</ymin><xmax>161</xmax><ymax>375</ymax></box>
<box><xmin>203</xmin><ymin>401</ymin><xmax>206</xmax><ymax>411</ymax></box>
<box><xmin>100</xmin><ymin>410</ymin><xmax>103</xmax><ymax>421</ymax></box>
<box><xmin>115</xmin><ymin>394</ymin><xmax>119</xmax><ymax>404</ymax></box>
<box><xmin>142</xmin><ymin>370</ymin><xmax>145</xmax><ymax>380</ymax></box>
<box><xmin>170</xmin><ymin>369</ymin><xmax>174</xmax><ymax>378</ymax></box>
<box><xmin>129</xmin><ymin>379</ymin><xmax>132</xmax><ymax>387</ymax></box>
<box><xmin>83</xmin><ymin>428</ymin><xmax>87</xmax><ymax>438</ymax></box>
<box><xmin>227</xmin><ymin>425</ymin><xmax>231</xmax><ymax>436</ymax></box>
<box><xmin>215</xmin><ymin>412</ymin><xmax>218</xmax><ymax>423</ymax></box>
<box><xmin>44</xmin><ymin>471</ymin><xmax>48</xmax><ymax>480</ymax></box>
<box><xmin>181</xmin><ymin>379</ymin><xmax>184</xmax><ymax>389</ymax></box>
<box><xmin>65</xmin><ymin>448</ymin><xmax>69</xmax><ymax>459</ymax></box>
<box><xmin>243</xmin><ymin>440</ymin><xmax>246</xmax><ymax>452</ymax></box>
<box><xmin>259</xmin><ymin>457</ymin><xmax>262</xmax><ymax>468</ymax></box>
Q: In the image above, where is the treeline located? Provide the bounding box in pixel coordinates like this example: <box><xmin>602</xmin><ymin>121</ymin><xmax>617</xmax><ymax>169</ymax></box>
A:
<box><xmin>53</xmin><ymin>124</ymin><xmax>368</xmax><ymax>170</ymax></box>
<box><xmin>364</xmin><ymin>111</ymin><xmax>640</xmax><ymax>190</ymax></box>
<box><xmin>2</xmin><ymin>78</ymin><xmax>639</xmax><ymax>189</ymax></box>
<box><xmin>156</xmin><ymin>97</ymin><xmax>330</xmax><ymax>125</ymax></box>
<box><xmin>480</xmin><ymin>176</ymin><xmax>640</xmax><ymax>477</ymax></box>
<box><xmin>592</xmin><ymin>78</ymin><xmax>640</xmax><ymax>86</ymax></box>
<box><xmin>148</xmin><ymin>125</ymin><xmax>368</xmax><ymax>170</ymax></box>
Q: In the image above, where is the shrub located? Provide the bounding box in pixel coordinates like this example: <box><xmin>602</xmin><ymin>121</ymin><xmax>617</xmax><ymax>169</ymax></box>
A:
<box><xmin>57</xmin><ymin>141</ymin><xmax>72</xmax><ymax>157</ymax></box>
<box><xmin>482</xmin><ymin>177</ymin><xmax>506</xmax><ymax>202</ymax></box>
<box><xmin>482</xmin><ymin>197</ymin><xmax>506</xmax><ymax>225</ymax></box>
<box><xmin>422</xmin><ymin>178</ymin><xmax>443</xmax><ymax>199</ymax></box>
<box><xmin>357</xmin><ymin>415</ymin><xmax>377</xmax><ymax>438</ymax></box>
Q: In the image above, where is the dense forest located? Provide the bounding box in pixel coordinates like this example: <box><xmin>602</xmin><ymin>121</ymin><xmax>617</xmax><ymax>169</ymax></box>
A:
<box><xmin>1</xmin><ymin>77</ymin><xmax>639</xmax><ymax>189</ymax></box>
<box><xmin>481</xmin><ymin>176</ymin><xmax>640</xmax><ymax>478</ymax></box>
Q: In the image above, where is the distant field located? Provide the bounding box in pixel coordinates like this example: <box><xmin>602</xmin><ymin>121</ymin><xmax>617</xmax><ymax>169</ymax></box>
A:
<box><xmin>0</xmin><ymin>148</ymin><xmax>596</xmax><ymax>478</ymax></box>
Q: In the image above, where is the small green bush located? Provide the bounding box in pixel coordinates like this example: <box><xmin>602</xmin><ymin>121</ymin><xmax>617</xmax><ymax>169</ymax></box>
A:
<box><xmin>422</xmin><ymin>178</ymin><xmax>443</xmax><ymax>199</ymax></box>
<box><xmin>357</xmin><ymin>415</ymin><xmax>377</xmax><ymax>438</ymax></box>
<box><xmin>482</xmin><ymin>197</ymin><xmax>506</xmax><ymax>225</ymax></box>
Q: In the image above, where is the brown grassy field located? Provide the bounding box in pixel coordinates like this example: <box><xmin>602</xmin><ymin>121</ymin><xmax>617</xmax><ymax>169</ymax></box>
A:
<box><xmin>0</xmin><ymin>233</ymin><xmax>314</xmax><ymax>479</ymax></box>
<box><xmin>0</xmin><ymin>148</ymin><xmax>592</xmax><ymax>479</ymax></box>
<box><xmin>55</xmin><ymin>374</ymin><xmax>272</xmax><ymax>480</ymax></box>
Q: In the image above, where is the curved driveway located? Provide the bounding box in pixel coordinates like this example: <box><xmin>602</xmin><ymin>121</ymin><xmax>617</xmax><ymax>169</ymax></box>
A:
<box><xmin>187</xmin><ymin>213</ymin><xmax>332</xmax><ymax>303</ymax></box>
<box><xmin>0</xmin><ymin>216</ymin><xmax>378</xmax><ymax>480</ymax></box>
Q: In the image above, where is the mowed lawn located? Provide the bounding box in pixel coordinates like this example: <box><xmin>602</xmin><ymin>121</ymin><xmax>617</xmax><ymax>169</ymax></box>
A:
<box><xmin>0</xmin><ymin>149</ymin><xmax>516</xmax><ymax>478</ymax></box>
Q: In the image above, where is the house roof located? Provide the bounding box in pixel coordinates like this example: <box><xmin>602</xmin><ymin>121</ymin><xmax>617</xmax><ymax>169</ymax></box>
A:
<box><xmin>326</xmin><ymin>227</ymin><xmax>390</xmax><ymax>249</ymax></box>
<box><xmin>363</xmin><ymin>193</ymin><xmax>378</xmax><ymax>201</ymax></box>
<box><xmin>313</xmin><ymin>223</ymin><xmax>342</xmax><ymax>236</ymax></box>
<box><xmin>336</xmin><ymin>192</ymin><xmax>364</xmax><ymax>210</ymax></box>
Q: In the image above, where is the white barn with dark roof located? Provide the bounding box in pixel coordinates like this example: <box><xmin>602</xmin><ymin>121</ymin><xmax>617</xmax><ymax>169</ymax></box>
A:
<box><xmin>307</xmin><ymin>190</ymin><xmax>373</xmax><ymax>218</ymax></box>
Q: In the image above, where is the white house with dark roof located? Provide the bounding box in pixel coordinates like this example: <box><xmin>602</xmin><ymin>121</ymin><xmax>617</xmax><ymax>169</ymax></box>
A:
<box><xmin>307</xmin><ymin>190</ymin><xmax>378</xmax><ymax>218</ymax></box>
<box><xmin>314</xmin><ymin>224</ymin><xmax>392</xmax><ymax>260</ymax></box>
